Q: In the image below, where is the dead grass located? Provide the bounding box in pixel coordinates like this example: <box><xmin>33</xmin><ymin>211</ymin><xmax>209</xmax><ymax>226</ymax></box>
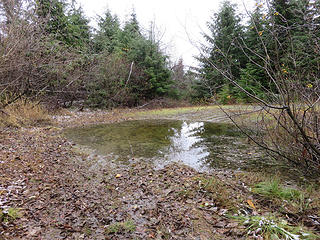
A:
<box><xmin>193</xmin><ymin>176</ymin><xmax>237</xmax><ymax>209</ymax></box>
<box><xmin>0</xmin><ymin>99</ymin><xmax>50</xmax><ymax>127</ymax></box>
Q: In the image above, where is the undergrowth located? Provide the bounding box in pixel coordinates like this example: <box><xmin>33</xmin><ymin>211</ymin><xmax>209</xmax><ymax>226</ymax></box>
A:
<box><xmin>0</xmin><ymin>99</ymin><xmax>50</xmax><ymax>127</ymax></box>
<box><xmin>194</xmin><ymin>176</ymin><xmax>236</xmax><ymax>208</ymax></box>
<box><xmin>253</xmin><ymin>179</ymin><xmax>303</xmax><ymax>202</ymax></box>
<box><xmin>233</xmin><ymin>214</ymin><xmax>319</xmax><ymax>240</ymax></box>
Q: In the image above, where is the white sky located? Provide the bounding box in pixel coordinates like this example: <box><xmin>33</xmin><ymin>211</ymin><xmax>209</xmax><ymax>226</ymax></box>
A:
<box><xmin>77</xmin><ymin>0</ymin><xmax>255</xmax><ymax>67</ymax></box>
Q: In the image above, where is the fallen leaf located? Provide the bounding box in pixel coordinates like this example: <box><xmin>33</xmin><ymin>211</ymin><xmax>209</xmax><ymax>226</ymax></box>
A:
<box><xmin>247</xmin><ymin>199</ymin><xmax>256</xmax><ymax>210</ymax></box>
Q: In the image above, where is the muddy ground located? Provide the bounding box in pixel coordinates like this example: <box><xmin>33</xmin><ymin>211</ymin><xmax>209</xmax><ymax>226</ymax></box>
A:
<box><xmin>1</xmin><ymin>106</ymin><xmax>319</xmax><ymax>239</ymax></box>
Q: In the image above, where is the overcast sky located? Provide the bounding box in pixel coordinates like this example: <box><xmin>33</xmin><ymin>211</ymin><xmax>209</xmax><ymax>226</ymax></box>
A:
<box><xmin>77</xmin><ymin>0</ymin><xmax>255</xmax><ymax>67</ymax></box>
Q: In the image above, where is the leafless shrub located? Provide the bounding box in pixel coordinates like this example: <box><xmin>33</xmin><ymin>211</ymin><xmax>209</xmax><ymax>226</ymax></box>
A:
<box><xmin>199</xmin><ymin>0</ymin><xmax>320</xmax><ymax>173</ymax></box>
<box><xmin>85</xmin><ymin>52</ymin><xmax>149</xmax><ymax>108</ymax></box>
<box><xmin>0</xmin><ymin>0</ymin><xmax>90</xmax><ymax>108</ymax></box>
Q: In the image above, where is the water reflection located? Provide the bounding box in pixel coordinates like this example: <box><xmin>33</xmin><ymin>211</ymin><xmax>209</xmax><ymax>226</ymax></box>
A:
<box><xmin>157</xmin><ymin>122</ymin><xmax>210</xmax><ymax>170</ymax></box>
<box><xmin>64</xmin><ymin>119</ymin><xmax>269</xmax><ymax>172</ymax></box>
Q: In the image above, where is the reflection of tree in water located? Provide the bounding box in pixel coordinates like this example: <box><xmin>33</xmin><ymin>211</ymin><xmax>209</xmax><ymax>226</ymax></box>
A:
<box><xmin>162</xmin><ymin>121</ymin><xmax>210</xmax><ymax>169</ymax></box>
<box><xmin>65</xmin><ymin>119</ymin><xmax>299</xmax><ymax>178</ymax></box>
<box><xmin>162</xmin><ymin>121</ymin><xmax>248</xmax><ymax>171</ymax></box>
<box><xmin>198</xmin><ymin>122</ymin><xmax>273</xmax><ymax>171</ymax></box>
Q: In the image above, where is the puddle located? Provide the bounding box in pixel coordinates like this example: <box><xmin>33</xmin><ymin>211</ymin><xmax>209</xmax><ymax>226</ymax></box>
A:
<box><xmin>64</xmin><ymin>119</ymin><xmax>276</xmax><ymax>172</ymax></box>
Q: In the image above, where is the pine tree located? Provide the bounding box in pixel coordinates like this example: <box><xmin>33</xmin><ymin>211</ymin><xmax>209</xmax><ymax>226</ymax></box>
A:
<box><xmin>67</xmin><ymin>6</ymin><xmax>91</xmax><ymax>49</ymax></box>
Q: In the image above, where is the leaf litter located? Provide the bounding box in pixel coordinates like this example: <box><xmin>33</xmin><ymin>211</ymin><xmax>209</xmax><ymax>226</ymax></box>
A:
<box><xmin>0</xmin><ymin>108</ymin><xmax>319</xmax><ymax>239</ymax></box>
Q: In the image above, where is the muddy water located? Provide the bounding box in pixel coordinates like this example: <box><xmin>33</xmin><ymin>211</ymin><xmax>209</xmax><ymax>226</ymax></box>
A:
<box><xmin>64</xmin><ymin>119</ymin><xmax>276</xmax><ymax>172</ymax></box>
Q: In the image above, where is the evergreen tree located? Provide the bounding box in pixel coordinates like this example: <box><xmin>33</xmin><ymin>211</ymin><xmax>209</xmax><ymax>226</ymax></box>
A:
<box><xmin>125</xmin><ymin>34</ymin><xmax>171</xmax><ymax>98</ymax></box>
<box><xmin>117</xmin><ymin>13</ymin><xmax>172</xmax><ymax>98</ymax></box>
<box><xmin>269</xmin><ymin>0</ymin><xmax>319</xmax><ymax>85</ymax></box>
<box><xmin>67</xmin><ymin>6</ymin><xmax>91</xmax><ymax>49</ymax></box>
<box><xmin>198</xmin><ymin>0</ymin><xmax>246</xmax><ymax>100</ymax></box>
<box><xmin>124</xmin><ymin>10</ymin><xmax>140</xmax><ymax>35</ymax></box>
<box><xmin>235</xmin><ymin>0</ymin><xmax>270</xmax><ymax>101</ymax></box>
<box><xmin>94</xmin><ymin>10</ymin><xmax>120</xmax><ymax>53</ymax></box>
<box><xmin>93</xmin><ymin>9</ymin><xmax>172</xmax><ymax>100</ymax></box>
<box><xmin>36</xmin><ymin>0</ymin><xmax>90</xmax><ymax>49</ymax></box>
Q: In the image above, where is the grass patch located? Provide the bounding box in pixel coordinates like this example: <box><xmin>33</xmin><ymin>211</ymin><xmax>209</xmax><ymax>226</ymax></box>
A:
<box><xmin>234</xmin><ymin>171</ymin><xmax>268</xmax><ymax>186</ymax></box>
<box><xmin>0</xmin><ymin>99</ymin><xmax>50</xmax><ymax>127</ymax></box>
<box><xmin>233</xmin><ymin>214</ymin><xmax>319</xmax><ymax>240</ymax></box>
<box><xmin>0</xmin><ymin>208</ymin><xmax>22</xmax><ymax>223</ymax></box>
<box><xmin>105</xmin><ymin>220</ymin><xmax>136</xmax><ymax>235</ymax></box>
<box><xmin>129</xmin><ymin>105</ymin><xmax>252</xmax><ymax>118</ymax></box>
<box><xmin>130</xmin><ymin>106</ymin><xmax>216</xmax><ymax>117</ymax></box>
<box><xmin>252</xmin><ymin>178</ymin><xmax>318</xmax><ymax>214</ymax></box>
<box><xmin>194</xmin><ymin>176</ymin><xmax>235</xmax><ymax>208</ymax></box>
<box><xmin>253</xmin><ymin>179</ymin><xmax>303</xmax><ymax>202</ymax></box>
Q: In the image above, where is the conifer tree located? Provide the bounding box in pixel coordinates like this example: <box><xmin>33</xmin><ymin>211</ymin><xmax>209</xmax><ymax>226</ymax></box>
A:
<box><xmin>198</xmin><ymin>0</ymin><xmax>246</xmax><ymax>100</ymax></box>
<box><xmin>94</xmin><ymin>10</ymin><xmax>120</xmax><ymax>53</ymax></box>
<box><xmin>36</xmin><ymin>0</ymin><xmax>90</xmax><ymax>49</ymax></box>
<box><xmin>235</xmin><ymin>0</ymin><xmax>270</xmax><ymax>101</ymax></box>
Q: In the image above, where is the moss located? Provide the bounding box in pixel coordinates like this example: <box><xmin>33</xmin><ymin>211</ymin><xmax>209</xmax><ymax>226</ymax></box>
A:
<box><xmin>105</xmin><ymin>220</ymin><xmax>136</xmax><ymax>234</ymax></box>
<box><xmin>0</xmin><ymin>208</ymin><xmax>22</xmax><ymax>223</ymax></box>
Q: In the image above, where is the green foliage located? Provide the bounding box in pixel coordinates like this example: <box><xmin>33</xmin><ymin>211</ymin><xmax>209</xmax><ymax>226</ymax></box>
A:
<box><xmin>253</xmin><ymin>179</ymin><xmax>303</xmax><ymax>201</ymax></box>
<box><xmin>216</xmin><ymin>84</ymin><xmax>234</xmax><ymax>104</ymax></box>
<box><xmin>198</xmin><ymin>0</ymin><xmax>246</xmax><ymax>98</ymax></box>
<box><xmin>0</xmin><ymin>208</ymin><xmax>22</xmax><ymax>223</ymax></box>
<box><xmin>121</xmin><ymin>26</ymin><xmax>172</xmax><ymax>98</ymax></box>
<box><xmin>105</xmin><ymin>220</ymin><xmax>136</xmax><ymax>234</ymax></box>
<box><xmin>233</xmin><ymin>214</ymin><xmax>318</xmax><ymax>240</ymax></box>
<box><xmin>67</xmin><ymin>6</ymin><xmax>91</xmax><ymax>49</ymax></box>
<box><xmin>92</xmin><ymin>9</ymin><xmax>172</xmax><ymax>102</ymax></box>
<box><xmin>94</xmin><ymin>10</ymin><xmax>120</xmax><ymax>53</ymax></box>
<box><xmin>1</xmin><ymin>0</ymin><xmax>176</xmax><ymax>108</ymax></box>
<box><xmin>191</xmin><ymin>80</ymin><xmax>213</xmax><ymax>102</ymax></box>
<box><xmin>36</xmin><ymin>0</ymin><xmax>91</xmax><ymax>50</ymax></box>
<box><xmin>86</xmin><ymin>53</ymin><xmax>148</xmax><ymax>108</ymax></box>
<box><xmin>197</xmin><ymin>0</ymin><xmax>320</xmax><ymax>103</ymax></box>
<box><xmin>234</xmin><ymin>63</ymin><xmax>267</xmax><ymax>102</ymax></box>
<box><xmin>252</xmin><ymin>179</ymin><xmax>316</xmax><ymax>214</ymax></box>
<box><xmin>267</xmin><ymin>0</ymin><xmax>320</xmax><ymax>87</ymax></box>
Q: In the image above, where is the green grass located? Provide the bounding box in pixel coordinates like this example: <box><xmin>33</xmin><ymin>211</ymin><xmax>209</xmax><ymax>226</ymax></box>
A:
<box><xmin>253</xmin><ymin>179</ymin><xmax>303</xmax><ymax>201</ymax></box>
<box><xmin>129</xmin><ymin>105</ymin><xmax>255</xmax><ymax>117</ymax></box>
<box><xmin>233</xmin><ymin>214</ymin><xmax>319</xmax><ymax>240</ymax></box>
<box><xmin>105</xmin><ymin>220</ymin><xmax>136</xmax><ymax>234</ymax></box>
<box><xmin>252</xmin><ymin>178</ymin><xmax>315</xmax><ymax>213</ymax></box>
<box><xmin>0</xmin><ymin>208</ymin><xmax>22</xmax><ymax>223</ymax></box>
